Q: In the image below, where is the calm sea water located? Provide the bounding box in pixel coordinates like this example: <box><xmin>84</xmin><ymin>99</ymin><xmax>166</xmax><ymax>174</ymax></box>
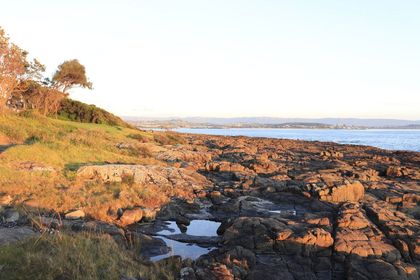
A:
<box><xmin>174</xmin><ymin>128</ymin><xmax>420</xmax><ymax>152</ymax></box>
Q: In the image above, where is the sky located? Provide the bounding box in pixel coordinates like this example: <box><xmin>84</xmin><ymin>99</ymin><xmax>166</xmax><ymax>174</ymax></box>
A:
<box><xmin>1</xmin><ymin>0</ymin><xmax>420</xmax><ymax>119</ymax></box>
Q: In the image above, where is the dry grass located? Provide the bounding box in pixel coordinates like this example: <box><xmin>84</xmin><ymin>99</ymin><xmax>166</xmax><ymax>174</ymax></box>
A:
<box><xmin>0</xmin><ymin>113</ymin><xmax>191</xmax><ymax>224</ymax></box>
<box><xmin>0</xmin><ymin>231</ymin><xmax>181</xmax><ymax>280</ymax></box>
<box><xmin>153</xmin><ymin>132</ymin><xmax>186</xmax><ymax>146</ymax></box>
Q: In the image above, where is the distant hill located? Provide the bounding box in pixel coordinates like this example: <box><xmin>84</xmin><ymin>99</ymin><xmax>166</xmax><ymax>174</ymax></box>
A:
<box><xmin>124</xmin><ymin>116</ymin><xmax>420</xmax><ymax>128</ymax></box>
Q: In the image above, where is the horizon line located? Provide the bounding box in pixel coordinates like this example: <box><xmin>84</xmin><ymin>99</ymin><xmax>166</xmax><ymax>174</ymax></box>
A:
<box><xmin>121</xmin><ymin>115</ymin><xmax>420</xmax><ymax>122</ymax></box>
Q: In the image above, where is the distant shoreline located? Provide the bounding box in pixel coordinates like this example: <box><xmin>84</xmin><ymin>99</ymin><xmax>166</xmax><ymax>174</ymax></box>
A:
<box><xmin>172</xmin><ymin>127</ymin><xmax>420</xmax><ymax>152</ymax></box>
<box><xmin>126</xmin><ymin>118</ymin><xmax>420</xmax><ymax>130</ymax></box>
<box><xmin>134</xmin><ymin>125</ymin><xmax>420</xmax><ymax>130</ymax></box>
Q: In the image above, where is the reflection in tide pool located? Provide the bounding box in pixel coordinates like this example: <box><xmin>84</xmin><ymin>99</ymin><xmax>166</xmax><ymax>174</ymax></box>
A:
<box><xmin>156</xmin><ymin>220</ymin><xmax>221</xmax><ymax>237</ymax></box>
<box><xmin>150</xmin><ymin>220</ymin><xmax>221</xmax><ymax>261</ymax></box>
<box><xmin>150</xmin><ymin>236</ymin><xmax>215</xmax><ymax>261</ymax></box>
<box><xmin>186</xmin><ymin>220</ymin><xmax>221</xmax><ymax>236</ymax></box>
<box><xmin>156</xmin><ymin>221</ymin><xmax>181</xmax><ymax>235</ymax></box>
<box><xmin>269</xmin><ymin>210</ymin><xmax>297</xmax><ymax>215</ymax></box>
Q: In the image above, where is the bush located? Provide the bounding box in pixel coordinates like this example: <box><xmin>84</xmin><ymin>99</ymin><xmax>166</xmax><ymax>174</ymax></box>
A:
<box><xmin>24</xmin><ymin>135</ymin><xmax>41</xmax><ymax>144</ymax></box>
<box><xmin>57</xmin><ymin>99</ymin><xmax>130</xmax><ymax>127</ymax></box>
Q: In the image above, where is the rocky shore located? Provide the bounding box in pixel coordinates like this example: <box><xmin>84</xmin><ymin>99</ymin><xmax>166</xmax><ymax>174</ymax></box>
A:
<box><xmin>1</xmin><ymin>133</ymin><xmax>419</xmax><ymax>279</ymax></box>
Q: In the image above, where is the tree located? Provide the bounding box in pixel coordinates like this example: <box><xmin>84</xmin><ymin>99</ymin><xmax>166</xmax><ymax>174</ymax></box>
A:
<box><xmin>0</xmin><ymin>27</ymin><xmax>46</xmax><ymax>113</ymax></box>
<box><xmin>52</xmin><ymin>59</ymin><xmax>92</xmax><ymax>93</ymax></box>
<box><xmin>16</xmin><ymin>80</ymin><xmax>65</xmax><ymax>116</ymax></box>
<box><xmin>0</xmin><ymin>28</ymin><xmax>27</xmax><ymax>113</ymax></box>
<box><xmin>1</xmin><ymin>27</ymin><xmax>91</xmax><ymax>115</ymax></box>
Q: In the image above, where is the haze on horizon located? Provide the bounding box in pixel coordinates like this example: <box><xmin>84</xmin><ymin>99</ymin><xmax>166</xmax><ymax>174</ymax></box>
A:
<box><xmin>1</xmin><ymin>0</ymin><xmax>419</xmax><ymax>120</ymax></box>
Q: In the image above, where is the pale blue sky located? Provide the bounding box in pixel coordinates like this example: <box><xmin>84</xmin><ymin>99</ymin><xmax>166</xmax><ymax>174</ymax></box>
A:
<box><xmin>1</xmin><ymin>0</ymin><xmax>419</xmax><ymax>119</ymax></box>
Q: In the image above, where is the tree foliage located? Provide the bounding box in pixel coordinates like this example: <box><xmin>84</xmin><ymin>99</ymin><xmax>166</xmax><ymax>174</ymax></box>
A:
<box><xmin>0</xmin><ymin>26</ymin><xmax>94</xmax><ymax>116</ymax></box>
<box><xmin>16</xmin><ymin>80</ymin><xmax>66</xmax><ymax>115</ymax></box>
<box><xmin>0</xmin><ymin>28</ymin><xmax>28</xmax><ymax>113</ymax></box>
<box><xmin>52</xmin><ymin>59</ymin><xmax>92</xmax><ymax>93</ymax></box>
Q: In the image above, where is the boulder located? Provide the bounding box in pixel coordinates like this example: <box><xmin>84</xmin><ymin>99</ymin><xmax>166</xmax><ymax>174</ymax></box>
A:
<box><xmin>318</xmin><ymin>181</ymin><xmax>365</xmax><ymax>203</ymax></box>
<box><xmin>119</xmin><ymin>208</ymin><xmax>143</xmax><ymax>226</ymax></box>
<box><xmin>0</xmin><ymin>226</ymin><xmax>39</xmax><ymax>245</ymax></box>
<box><xmin>386</xmin><ymin>166</ymin><xmax>403</xmax><ymax>177</ymax></box>
<box><xmin>2</xmin><ymin>209</ymin><xmax>20</xmax><ymax>223</ymax></box>
<box><xmin>65</xmin><ymin>210</ymin><xmax>85</xmax><ymax>220</ymax></box>
<box><xmin>77</xmin><ymin>164</ymin><xmax>209</xmax><ymax>190</ymax></box>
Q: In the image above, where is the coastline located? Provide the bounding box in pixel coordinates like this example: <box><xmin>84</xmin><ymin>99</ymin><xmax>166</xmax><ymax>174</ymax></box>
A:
<box><xmin>171</xmin><ymin>128</ymin><xmax>420</xmax><ymax>152</ymax></box>
<box><xmin>1</xmin><ymin>117</ymin><xmax>419</xmax><ymax>279</ymax></box>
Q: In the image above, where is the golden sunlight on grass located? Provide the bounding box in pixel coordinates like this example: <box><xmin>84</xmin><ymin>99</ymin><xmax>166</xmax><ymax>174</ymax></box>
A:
<box><xmin>0</xmin><ymin>113</ymin><xmax>187</xmax><ymax>224</ymax></box>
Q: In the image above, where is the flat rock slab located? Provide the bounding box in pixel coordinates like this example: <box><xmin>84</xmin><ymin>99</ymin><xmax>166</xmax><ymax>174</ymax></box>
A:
<box><xmin>77</xmin><ymin>164</ymin><xmax>209</xmax><ymax>189</ymax></box>
<box><xmin>0</xmin><ymin>226</ymin><xmax>39</xmax><ymax>245</ymax></box>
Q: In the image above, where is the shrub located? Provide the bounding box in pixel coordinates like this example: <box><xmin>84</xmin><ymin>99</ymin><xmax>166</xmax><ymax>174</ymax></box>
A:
<box><xmin>24</xmin><ymin>135</ymin><xmax>41</xmax><ymax>144</ymax></box>
<box><xmin>57</xmin><ymin>99</ymin><xmax>130</xmax><ymax>127</ymax></box>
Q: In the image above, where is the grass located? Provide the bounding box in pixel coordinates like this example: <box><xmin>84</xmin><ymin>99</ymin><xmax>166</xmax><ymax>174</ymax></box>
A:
<box><xmin>0</xmin><ymin>232</ymin><xmax>181</xmax><ymax>280</ymax></box>
<box><xmin>0</xmin><ymin>112</ymin><xmax>152</xmax><ymax>168</ymax></box>
<box><xmin>0</xmin><ymin>112</ymin><xmax>188</xmax><ymax>223</ymax></box>
<box><xmin>154</xmin><ymin>132</ymin><xmax>187</xmax><ymax>146</ymax></box>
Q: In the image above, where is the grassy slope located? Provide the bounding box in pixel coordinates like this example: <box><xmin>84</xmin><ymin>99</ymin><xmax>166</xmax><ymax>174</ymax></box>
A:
<box><xmin>0</xmin><ymin>113</ymin><xmax>189</xmax><ymax>279</ymax></box>
<box><xmin>0</xmin><ymin>113</ymin><xmax>188</xmax><ymax>222</ymax></box>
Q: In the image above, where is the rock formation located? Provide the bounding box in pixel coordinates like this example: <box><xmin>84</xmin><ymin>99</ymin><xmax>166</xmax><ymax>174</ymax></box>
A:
<box><xmin>1</xmin><ymin>133</ymin><xmax>419</xmax><ymax>279</ymax></box>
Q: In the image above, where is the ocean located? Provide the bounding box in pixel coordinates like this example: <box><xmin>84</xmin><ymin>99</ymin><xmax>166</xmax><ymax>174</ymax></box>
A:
<box><xmin>174</xmin><ymin>128</ymin><xmax>420</xmax><ymax>152</ymax></box>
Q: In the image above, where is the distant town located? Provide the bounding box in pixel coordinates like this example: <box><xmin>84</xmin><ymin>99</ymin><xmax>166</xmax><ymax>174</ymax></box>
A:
<box><xmin>125</xmin><ymin>117</ymin><xmax>420</xmax><ymax>130</ymax></box>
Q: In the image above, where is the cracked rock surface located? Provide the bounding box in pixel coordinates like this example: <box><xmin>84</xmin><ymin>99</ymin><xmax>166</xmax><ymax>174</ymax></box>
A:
<box><xmin>155</xmin><ymin>134</ymin><xmax>420</xmax><ymax>280</ymax></box>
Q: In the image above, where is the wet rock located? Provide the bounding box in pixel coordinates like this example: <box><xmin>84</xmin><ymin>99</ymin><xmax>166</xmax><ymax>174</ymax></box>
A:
<box><xmin>158</xmin><ymin>198</ymin><xmax>201</xmax><ymax>221</ymax></box>
<box><xmin>128</xmin><ymin>231</ymin><xmax>170</xmax><ymax>258</ymax></box>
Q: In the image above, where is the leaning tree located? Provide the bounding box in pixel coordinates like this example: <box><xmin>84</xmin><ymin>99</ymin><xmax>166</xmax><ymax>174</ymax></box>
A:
<box><xmin>52</xmin><ymin>59</ymin><xmax>92</xmax><ymax>93</ymax></box>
